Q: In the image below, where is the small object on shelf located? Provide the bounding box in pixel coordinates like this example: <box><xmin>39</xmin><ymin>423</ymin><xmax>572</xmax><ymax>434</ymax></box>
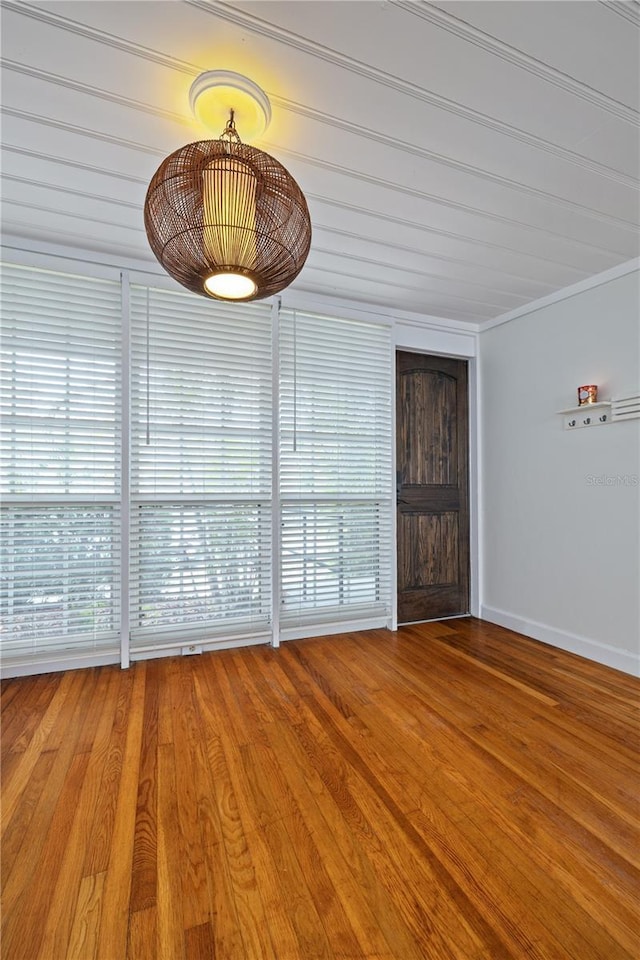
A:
<box><xmin>578</xmin><ymin>384</ymin><xmax>598</xmax><ymax>405</ymax></box>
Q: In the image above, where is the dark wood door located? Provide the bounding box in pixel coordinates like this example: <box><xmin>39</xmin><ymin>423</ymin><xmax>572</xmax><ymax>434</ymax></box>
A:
<box><xmin>396</xmin><ymin>351</ymin><xmax>469</xmax><ymax>623</ymax></box>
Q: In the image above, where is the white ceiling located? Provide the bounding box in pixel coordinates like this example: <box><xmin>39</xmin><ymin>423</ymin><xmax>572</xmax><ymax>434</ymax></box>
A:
<box><xmin>1</xmin><ymin>0</ymin><xmax>639</xmax><ymax>327</ymax></box>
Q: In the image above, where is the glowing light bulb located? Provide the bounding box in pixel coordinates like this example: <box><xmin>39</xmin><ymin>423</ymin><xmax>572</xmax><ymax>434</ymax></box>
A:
<box><xmin>204</xmin><ymin>273</ymin><xmax>257</xmax><ymax>299</ymax></box>
<box><xmin>202</xmin><ymin>155</ymin><xmax>258</xmax><ymax>300</ymax></box>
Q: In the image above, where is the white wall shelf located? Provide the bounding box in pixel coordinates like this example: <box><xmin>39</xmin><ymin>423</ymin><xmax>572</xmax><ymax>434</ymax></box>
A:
<box><xmin>557</xmin><ymin>393</ymin><xmax>640</xmax><ymax>429</ymax></box>
<box><xmin>557</xmin><ymin>401</ymin><xmax>611</xmax><ymax>430</ymax></box>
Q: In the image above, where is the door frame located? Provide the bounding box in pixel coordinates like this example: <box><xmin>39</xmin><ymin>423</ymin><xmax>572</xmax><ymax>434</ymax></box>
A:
<box><xmin>390</xmin><ymin>336</ymin><xmax>480</xmax><ymax>631</ymax></box>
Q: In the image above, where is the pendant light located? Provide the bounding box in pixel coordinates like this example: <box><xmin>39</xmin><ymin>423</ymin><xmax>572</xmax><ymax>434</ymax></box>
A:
<box><xmin>144</xmin><ymin>71</ymin><xmax>312</xmax><ymax>302</ymax></box>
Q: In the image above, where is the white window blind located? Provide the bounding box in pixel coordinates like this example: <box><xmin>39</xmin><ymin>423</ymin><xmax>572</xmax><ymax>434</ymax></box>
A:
<box><xmin>279</xmin><ymin>309</ymin><xmax>392</xmax><ymax>635</ymax></box>
<box><xmin>0</xmin><ymin>263</ymin><xmax>121</xmax><ymax>667</ymax></box>
<box><xmin>129</xmin><ymin>285</ymin><xmax>272</xmax><ymax>651</ymax></box>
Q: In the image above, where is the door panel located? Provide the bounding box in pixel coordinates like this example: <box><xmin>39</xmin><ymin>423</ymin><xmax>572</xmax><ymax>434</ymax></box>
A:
<box><xmin>400</xmin><ymin>370</ymin><xmax>458</xmax><ymax>485</ymax></box>
<box><xmin>396</xmin><ymin>352</ymin><xmax>469</xmax><ymax>623</ymax></box>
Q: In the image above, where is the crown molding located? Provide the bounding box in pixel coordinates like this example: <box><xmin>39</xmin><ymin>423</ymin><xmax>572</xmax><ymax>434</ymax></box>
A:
<box><xmin>481</xmin><ymin>258</ymin><xmax>640</xmax><ymax>331</ymax></box>
<box><xmin>399</xmin><ymin>1</ymin><xmax>638</xmax><ymax>124</ymax></box>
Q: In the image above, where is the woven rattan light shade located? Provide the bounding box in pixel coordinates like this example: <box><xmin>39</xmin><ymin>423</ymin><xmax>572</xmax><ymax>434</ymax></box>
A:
<box><xmin>144</xmin><ymin>139</ymin><xmax>311</xmax><ymax>301</ymax></box>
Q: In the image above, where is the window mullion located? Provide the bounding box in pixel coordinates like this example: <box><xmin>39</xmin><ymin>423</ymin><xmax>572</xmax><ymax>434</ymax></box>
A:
<box><xmin>271</xmin><ymin>296</ymin><xmax>281</xmax><ymax>648</ymax></box>
<box><xmin>120</xmin><ymin>270</ymin><xmax>131</xmax><ymax>668</ymax></box>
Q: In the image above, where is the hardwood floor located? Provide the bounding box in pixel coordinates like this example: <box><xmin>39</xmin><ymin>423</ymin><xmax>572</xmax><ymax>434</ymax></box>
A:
<box><xmin>2</xmin><ymin>618</ymin><xmax>639</xmax><ymax>959</ymax></box>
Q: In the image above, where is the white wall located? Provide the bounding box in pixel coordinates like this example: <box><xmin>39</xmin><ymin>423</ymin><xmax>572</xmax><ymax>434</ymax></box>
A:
<box><xmin>480</xmin><ymin>269</ymin><xmax>640</xmax><ymax>675</ymax></box>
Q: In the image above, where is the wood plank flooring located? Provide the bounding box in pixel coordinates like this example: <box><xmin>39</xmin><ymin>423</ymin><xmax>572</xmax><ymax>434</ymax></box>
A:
<box><xmin>2</xmin><ymin>618</ymin><xmax>639</xmax><ymax>959</ymax></box>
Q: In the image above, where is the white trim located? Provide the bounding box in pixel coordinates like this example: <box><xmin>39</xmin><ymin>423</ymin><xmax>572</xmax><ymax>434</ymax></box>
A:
<box><xmin>280</xmin><ymin>286</ymin><xmax>479</xmax><ymax>335</ymax></box>
<box><xmin>271</xmin><ymin>298</ymin><xmax>281</xmax><ymax>648</ymax></box>
<box><xmin>130</xmin><ymin>632</ymin><xmax>269</xmax><ymax>662</ymax></box>
<box><xmin>1</xmin><ymin>236</ymin><xmax>480</xmax><ymax>336</ymax></box>
<box><xmin>398</xmin><ymin>614</ymin><xmax>470</xmax><ymax>626</ymax></box>
<box><xmin>280</xmin><ymin>616</ymin><xmax>389</xmax><ymax>643</ymax></box>
<box><xmin>482</xmin><ymin>258</ymin><xmax>640</xmax><ymax>331</ymax></box>
<box><xmin>1</xmin><ymin>651</ymin><xmax>120</xmax><ymax>680</ymax></box>
<box><xmin>393</xmin><ymin>344</ymin><xmax>478</xmax><ymax>624</ymax></box>
<box><xmin>389</xmin><ymin>339</ymin><xmax>398</xmax><ymax>632</ymax></box>
<box><xmin>189</xmin><ymin>69</ymin><xmax>272</xmax><ymax>136</ymax></box>
<box><xmin>0</xmin><ymin>241</ymin><xmax>122</xmax><ymax>282</ymax></box>
<box><xmin>481</xmin><ymin>605</ymin><xmax>640</xmax><ymax>677</ymax></box>
<box><xmin>1</xmin><ymin>236</ymin><xmax>158</xmax><ymax>281</ymax></box>
<box><xmin>119</xmin><ymin>272</ymin><xmax>131</xmax><ymax>669</ymax></box>
<box><xmin>468</xmin><ymin>349</ymin><xmax>481</xmax><ymax>618</ymax></box>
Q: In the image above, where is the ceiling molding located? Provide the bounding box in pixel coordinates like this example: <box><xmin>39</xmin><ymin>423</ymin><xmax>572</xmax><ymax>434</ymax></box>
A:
<box><xmin>2</xmin><ymin>60</ymin><xmax>191</xmax><ymax>128</ymax></box>
<box><xmin>280</xmin><ymin>146</ymin><xmax>635</xmax><ymax>254</ymax></box>
<box><xmin>5</xmin><ymin>0</ymin><xmax>635</xmax><ymax>191</ymax></box>
<box><xmin>296</xmin><ymin>271</ymin><xmax>489</xmax><ymax>322</ymax></box>
<box><xmin>0</xmin><ymin>138</ymin><xmax>591</xmax><ymax>282</ymax></box>
<box><xmin>0</xmin><ymin>189</ymin><xmax>527</xmax><ymax>311</ymax></box>
<box><xmin>2</xmin><ymin>144</ymin><xmax>147</xmax><ymax>185</ymax></box>
<box><xmin>278</xmin><ymin>96</ymin><xmax>639</xmax><ymax>192</ymax></box>
<box><xmin>400</xmin><ymin>1</ymin><xmax>638</xmax><ymax>124</ymax></box>
<box><xmin>1</xmin><ymin>0</ymin><xmax>197</xmax><ymax>75</ymax></box>
<box><xmin>6</xmin><ymin>96</ymin><xmax>628</xmax><ymax>262</ymax></box>
<box><xmin>303</xmin><ymin>261</ymin><xmax>497</xmax><ymax>317</ymax></box>
<box><xmin>282</xmin><ymin>284</ymin><xmax>480</xmax><ymax>334</ymax></box>
<box><xmin>312</xmin><ymin>195</ymin><xmax>593</xmax><ymax>276</ymax></box>
<box><xmin>599</xmin><ymin>1</ymin><xmax>640</xmax><ymax>28</ymax></box>
<box><xmin>1</xmin><ymin>108</ymin><xmax>602</xmax><ymax>278</ymax></box>
<box><xmin>1</xmin><ymin>105</ymin><xmax>165</xmax><ymax>156</ymax></box>
<box><xmin>269</xmin><ymin>106</ymin><xmax>639</xmax><ymax>227</ymax></box>
<box><xmin>1</xmin><ymin>172</ymin><xmax>139</xmax><ymax>210</ymax></box>
<box><xmin>311</xmin><ymin>245</ymin><xmax>526</xmax><ymax>306</ymax></box>
<box><xmin>1</xmin><ymin>223</ymin><xmax>149</xmax><ymax>262</ymax></box>
<box><xmin>482</xmin><ymin>258</ymin><xmax>640</xmax><ymax>330</ymax></box>
<box><xmin>0</xmin><ymin>145</ymin><xmax>558</xmax><ymax>291</ymax></box>
<box><xmin>1</xmin><ymin>233</ymin><xmax>481</xmax><ymax>334</ymax></box>
<box><xmin>8</xmin><ymin>58</ymin><xmax>637</xmax><ymax>222</ymax></box>
<box><xmin>311</xmin><ymin>223</ymin><xmax>556</xmax><ymax>292</ymax></box>
<box><xmin>189</xmin><ymin>0</ymin><xmax>637</xmax><ymax>180</ymax></box>
<box><xmin>2</xmin><ymin>1</ymin><xmax>636</xmax><ymax>325</ymax></box>
<box><xmin>1</xmin><ymin>197</ymin><xmax>143</xmax><ymax>233</ymax></box>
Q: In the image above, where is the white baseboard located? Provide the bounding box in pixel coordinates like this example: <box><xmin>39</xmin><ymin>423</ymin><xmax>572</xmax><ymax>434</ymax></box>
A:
<box><xmin>480</xmin><ymin>605</ymin><xmax>640</xmax><ymax>677</ymax></box>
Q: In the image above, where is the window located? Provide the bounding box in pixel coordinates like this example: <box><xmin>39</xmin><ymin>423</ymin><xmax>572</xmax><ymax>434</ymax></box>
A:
<box><xmin>1</xmin><ymin>263</ymin><xmax>393</xmax><ymax>674</ymax></box>
<box><xmin>279</xmin><ymin>309</ymin><xmax>392</xmax><ymax>635</ymax></box>
<box><xmin>0</xmin><ymin>263</ymin><xmax>121</xmax><ymax>668</ymax></box>
<box><xmin>128</xmin><ymin>285</ymin><xmax>272</xmax><ymax>651</ymax></box>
